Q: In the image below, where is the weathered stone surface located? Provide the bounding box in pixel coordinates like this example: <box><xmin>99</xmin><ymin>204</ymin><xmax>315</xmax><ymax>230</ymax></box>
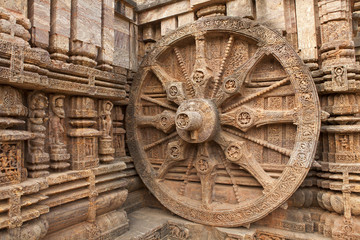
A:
<box><xmin>178</xmin><ymin>12</ymin><xmax>195</xmax><ymax>27</ymax></box>
<box><xmin>138</xmin><ymin>0</ymin><xmax>190</xmax><ymax>24</ymax></box>
<box><xmin>295</xmin><ymin>0</ymin><xmax>318</xmax><ymax>61</ymax></box>
<box><xmin>226</xmin><ymin>0</ymin><xmax>255</xmax><ymax>19</ymax></box>
<box><xmin>71</xmin><ymin>0</ymin><xmax>101</xmax><ymax>46</ymax></box>
<box><xmin>69</xmin><ymin>0</ymin><xmax>102</xmax><ymax>67</ymax></box>
<box><xmin>161</xmin><ymin>17</ymin><xmax>177</xmax><ymax>36</ymax></box>
<box><xmin>28</xmin><ymin>0</ymin><xmax>51</xmax><ymax>48</ymax></box>
<box><xmin>49</xmin><ymin>0</ymin><xmax>71</xmax><ymax>61</ymax></box>
<box><xmin>0</xmin><ymin>0</ymin><xmax>27</xmax><ymax>17</ymax></box>
<box><xmin>97</xmin><ymin>0</ymin><xmax>115</xmax><ymax>70</ymax></box>
<box><xmin>256</xmin><ymin>0</ymin><xmax>286</xmax><ymax>32</ymax></box>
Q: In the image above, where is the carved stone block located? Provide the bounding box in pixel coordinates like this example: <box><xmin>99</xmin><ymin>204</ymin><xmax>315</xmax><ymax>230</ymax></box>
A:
<box><xmin>70</xmin><ymin>0</ymin><xmax>102</xmax><ymax>67</ymax></box>
<box><xmin>0</xmin><ymin>85</ymin><xmax>31</xmax><ymax>185</ymax></box>
<box><xmin>331</xmin><ymin>66</ymin><xmax>349</xmax><ymax>91</ymax></box>
<box><xmin>28</xmin><ymin>0</ymin><xmax>51</xmax><ymax>48</ymax></box>
<box><xmin>68</xmin><ymin>97</ymin><xmax>100</xmax><ymax>170</ymax></box>
<box><xmin>49</xmin><ymin>0</ymin><xmax>71</xmax><ymax>61</ymax></box>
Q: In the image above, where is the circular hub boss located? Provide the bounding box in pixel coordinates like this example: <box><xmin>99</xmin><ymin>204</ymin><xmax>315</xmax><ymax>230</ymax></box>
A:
<box><xmin>126</xmin><ymin>16</ymin><xmax>320</xmax><ymax>227</ymax></box>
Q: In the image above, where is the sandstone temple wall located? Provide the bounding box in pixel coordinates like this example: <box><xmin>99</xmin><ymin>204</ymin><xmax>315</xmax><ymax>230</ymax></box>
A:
<box><xmin>0</xmin><ymin>0</ymin><xmax>360</xmax><ymax>239</ymax></box>
<box><xmin>0</xmin><ymin>0</ymin><xmax>144</xmax><ymax>239</ymax></box>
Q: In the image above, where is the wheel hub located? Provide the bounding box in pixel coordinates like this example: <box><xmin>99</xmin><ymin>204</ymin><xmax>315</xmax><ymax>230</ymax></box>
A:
<box><xmin>175</xmin><ymin>99</ymin><xmax>219</xmax><ymax>143</ymax></box>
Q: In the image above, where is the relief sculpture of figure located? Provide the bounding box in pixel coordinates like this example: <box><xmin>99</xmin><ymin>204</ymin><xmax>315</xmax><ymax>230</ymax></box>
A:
<box><xmin>98</xmin><ymin>100</ymin><xmax>115</xmax><ymax>163</ymax></box>
<box><xmin>27</xmin><ymin>92</ymin><xmax>50</xmax><ymax>178</ymax></box>
<box><xmin>50</xmin><ymin>95</ymin><xmax>66</xmax><ymax>145</ymax></box>
<box><xmin>49</xmin><ymin>95</ymin><xmax>70</xmax><ymax>171</ymax></box>
<box><xmin>100</xmin><ymin>101</ymin><xmax>113</xmax><ymax>138</ymax></box>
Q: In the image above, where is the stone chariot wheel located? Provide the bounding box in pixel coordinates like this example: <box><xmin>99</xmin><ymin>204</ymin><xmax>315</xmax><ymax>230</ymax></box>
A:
<box><xmin>126</xmin><ymin>16</ymin><xmax>320</xmax><ymax>227</ymax></box>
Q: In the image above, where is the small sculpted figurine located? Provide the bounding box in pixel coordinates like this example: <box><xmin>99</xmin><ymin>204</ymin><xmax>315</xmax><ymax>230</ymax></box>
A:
<box><xmin>50</xmin><ymin>95</ymin><xmax>66</xmax><ymax>145</ymax></box>
<box><xmin>100</xmin><ymin>101</ymin><xmax>113</xmax><ymax>138</ymax></box>
<box><xmin>28</xmin><ymin>92</ymin><xmax>48</xmax><ymax>155</ymax></box>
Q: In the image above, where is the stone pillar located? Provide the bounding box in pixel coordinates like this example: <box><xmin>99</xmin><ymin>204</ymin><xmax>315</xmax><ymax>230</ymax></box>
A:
<box><xmin>97</xmin><ymin>0</ymin><xmax>114</xmax><ymax>71</ymax></box>
<box><xmin>295</xmin><ymin>0</ymin><xmax>318</xmax><ymax>68</ymax></box>
<box><xmin>317</xmin><ymin>1</ymin><xmax>360</xmax><ymax>238</ymax></box>
<box><xmin>49</xmin><ymin>0</ymin><xmax>71</xmax><ymax>61</ymax></box>
<box><xmin>68</xmin><ymin>97</ymin><xmax>100</xmax><ymax>170</ymax></box>
<box><xmin>319</xmin><ymin>0</ymin><xmax>355</xmax><ymax>68</ymax></box>
<box><xmin>0</xmin><ymin>6</ymin><xmax>31</xmax><ymax>47</ymax></box>
<box><xmin>0</xmin><ymin>85</ymin><xmax>31</xmax><ymax>185</ymax></box>
<box><xmin>27</xmin><ymin>91</ymin><xmax>50</xmax><ymax>178</ymax></box>
<box><xmin>70</xmin><ymin>0</ymin><xmax>102</xmax><ymax>67</ymax></box>
<box><xmin>28</xmin><ymin>0</ymin><xmax>51</xmax><ymax>48</ymax></box>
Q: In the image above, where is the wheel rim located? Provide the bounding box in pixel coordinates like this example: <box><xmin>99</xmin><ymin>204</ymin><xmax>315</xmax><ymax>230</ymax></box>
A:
<box><xmin>126</xmin><ymin>16</ymin><xmax>321</xmax><ymax>227</ymax></box>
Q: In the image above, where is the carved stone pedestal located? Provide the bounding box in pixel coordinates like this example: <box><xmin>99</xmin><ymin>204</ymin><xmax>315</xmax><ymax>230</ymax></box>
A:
<box><xmin>99</xmin><ymin>137</ymin><xmax>115</xmax><ymax>163</ymax></box>
<box><xmin>27</xmin><ymin>152</ymin><xmax>50</xmax><ymax>178</ymax></box>
<box><xmin>49</xmin><ymin>144</ymin><xmax>70</xmax><ymax>170</ymax></box>
<box><xmin>68</xmin><ymin>129</ymin><xmax>100</xmax><ymax>170</ymax></box>
<box><xmin>68</xmin><ymin>97</ymin><xmax>100</xmax><ymax>170</ymax></box>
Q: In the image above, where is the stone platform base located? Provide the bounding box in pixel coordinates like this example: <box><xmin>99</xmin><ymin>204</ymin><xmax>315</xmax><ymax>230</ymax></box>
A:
<box><xmin>46</xmin><ymin>210</ymin><xmax>129</xmax><ymax>240</ymax></box>
<box><xmin>117</xmin><ymin>208</ymin><xmax>331</xmax><ymax>240</ymax></box>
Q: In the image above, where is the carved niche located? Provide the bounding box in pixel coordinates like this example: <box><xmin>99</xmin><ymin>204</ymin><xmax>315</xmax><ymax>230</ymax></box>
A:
<box><xmin>0</xmin><ymin>85</ymin><xmax>31</xmax><ymax>184</ymax></box>
<box><xmin>126</xmin><ymin>17</ymin><xmax>321</xmax><ymax>226</ymax></box>
<box><xmin>112</xmin><ymin>105</ymin><xmax>126</xmax><ymax>160</ymax></box>
<box><xmin>68</xmin><ymin>97</ymin><xmax>101</xmax><ymax>170</ymax></box>
<box><xmin>98</xmin><ymin>100</ymin><xmax>115</xmax><ymax>163</ymax></box>
<box><xmin>49</xmin><ymin>95</ymin><xmax>70</xmax><ymax>171</ymax></box>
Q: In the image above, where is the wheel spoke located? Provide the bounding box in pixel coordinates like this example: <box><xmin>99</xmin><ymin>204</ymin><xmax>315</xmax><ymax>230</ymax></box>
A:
<box><xmin>214</xmin><ymin>47</ymin><xmax>267</xmax><ymax>106</ymax></box>
<box><xmin>151</xmin><ymin>63</ymin><xmax>177</xmax><ymax>87</ymax></box>
<box><xmin>136</xmin><ymin>110</ymin><xmax>176</xmax><ymax>133</ymax></box>
<box><xmin>190</xmin><ymin>32</ymin><xmax>213</xmax><ymax>98</ymax></box>
<box><xmin>210</xmin><ymin>35</ymin><xmax>235</xmax><ymax>99</ymax></box>
<box><xmin>193</xmin><ymin>143</ymin><xmax>218</xmax><ymax>209</ymax></box>
<box><xmin>174</xmin><ymin>47</ymin><xmax>196</xmax><ymax>97</ymax></box>
<box><xmin>221</xmin><ymin>155</ymin><xmax>241</xmax><ymax>204</ymax></box>
<box><xmin>144</xmin><ymin>132</ymin><xmax>178</xmax><ymax>151</ymax></box>
<box><xmin>141</xmin><ymin>95</ymin><xmax>177</xmax><ymax>111</ymax></box>
<box><xmin>157</xmin><ymin>140</ymin><xmax>188</xmax><ymax>179</ymax></box>
<box><xmin>179</xmin><ymin>148</ymin><xmax>196</xmax><ymax>196</ymax></box>
<box><xmin>150</xmin><ymin>64</ymin><xmax>187</xmax><ymax>104</ymax></box>
<box><xmin>214</xmin><ymin>131</ymin><xmax>275</xmax><ymax>192</ymax></box>
<box><xmin>220</xmin><ymin>105</ymin><xmax>297</xmax><ymax>132</ymax></box>
<box><xmin>222</xmin><ymin>77</ymin><xmax>290</xmax><ymax>112</ymax></box>
<box><xmin>223</xmin><ymin>127</ymin><xmax>292</xmax><ymax>157</ymax></box>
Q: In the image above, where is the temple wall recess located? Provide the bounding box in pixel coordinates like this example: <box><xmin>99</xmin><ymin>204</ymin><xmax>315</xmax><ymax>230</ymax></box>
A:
<box><xmin>0</xmin><ymin>0</ymin><xmax>139</xmax><ymax>239</ymax></box>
